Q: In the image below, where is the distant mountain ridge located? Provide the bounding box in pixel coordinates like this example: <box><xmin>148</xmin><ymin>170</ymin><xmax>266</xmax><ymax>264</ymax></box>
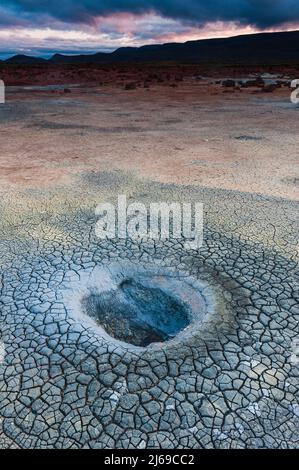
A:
<box><xmin>2</xmin><ymin>30</ymin><xmax>299</xmax><ymax>65</ymax></box>
<box><xmin>5</xmin><ymin>54</ymin><xmax>47</xmax><ymax>64</ymax></box>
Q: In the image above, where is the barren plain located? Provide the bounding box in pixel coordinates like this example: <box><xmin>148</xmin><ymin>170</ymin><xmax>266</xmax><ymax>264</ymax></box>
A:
<box><xmin>0</xmin><ymin>65</ymin><xmax>298</xmax><ymax>449</ymax></box>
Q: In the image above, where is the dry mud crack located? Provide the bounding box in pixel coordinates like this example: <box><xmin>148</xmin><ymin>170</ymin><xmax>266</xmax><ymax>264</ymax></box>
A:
<box><xmin>0</xmin><ymin>178</ymin><xmax>298</xmax><ymax>449</ymax></box>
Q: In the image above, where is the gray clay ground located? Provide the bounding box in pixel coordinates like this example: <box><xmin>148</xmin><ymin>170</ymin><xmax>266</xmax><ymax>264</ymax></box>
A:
<box><xmin>0</xmin><ymin>86</ymin><xmax>298</xmax><ymax>449</ymax></box>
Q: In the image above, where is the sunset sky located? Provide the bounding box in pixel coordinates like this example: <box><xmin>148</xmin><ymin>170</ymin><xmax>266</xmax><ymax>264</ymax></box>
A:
<box><xmin>1</xmin><ymin>1</ymin><xmax>299</xmax><ymax>59</ymax></box>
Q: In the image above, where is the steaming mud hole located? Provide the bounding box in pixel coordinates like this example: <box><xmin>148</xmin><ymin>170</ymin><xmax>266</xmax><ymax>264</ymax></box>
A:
<box><xmin>67</xmin><ymin>263</ymin><xmax>217</xmax><ymax>348</ymax></box>
<box><xmin>81</xmin><ymin>269</ymin><xmax>192</xmax><ymax>348</ymax></box>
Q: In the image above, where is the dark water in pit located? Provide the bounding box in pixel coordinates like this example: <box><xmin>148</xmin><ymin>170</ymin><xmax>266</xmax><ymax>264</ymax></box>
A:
<box><xmin>83</xmin><ymin>278</ymin><xmax>190</xmax><ymax>347</ymax></box>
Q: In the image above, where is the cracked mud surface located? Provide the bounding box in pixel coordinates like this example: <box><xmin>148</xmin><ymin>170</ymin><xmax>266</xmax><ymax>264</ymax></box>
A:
<box><xmin>0</xmin><ymin>179</ymin><xmax>298</xmax><ymax>449</ymax></box>
<box><xmin>0</xmin><ymin>82</ymin><xmax>298</xmax><ymax>449</ymax></box>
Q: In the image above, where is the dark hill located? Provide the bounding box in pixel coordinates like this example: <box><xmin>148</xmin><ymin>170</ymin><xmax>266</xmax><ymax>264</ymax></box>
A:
<box><xmin>5</xmin><ymin>54</ymin><xmax>47</xmax><ymax>65</ymax></box>
<box><xmin>4</xmin><ymin>30</ymin><xmax>299</xmax><ymax>65</ymax></box>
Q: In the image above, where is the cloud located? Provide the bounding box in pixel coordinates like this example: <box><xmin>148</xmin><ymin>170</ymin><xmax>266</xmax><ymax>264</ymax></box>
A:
<box><xmin>0</xmin><ymin>14</ymin><xmax>194</xmax><ymax>58</ymax></box>
<box><xmin>1</xmin><ymin>1</ymin><xmax>299</xmax><ymax>58</ymax></box>
<box><xmin>3</xmin><ymin>0</ymin><xmax>299</xmax><ymax>29</ymax></box>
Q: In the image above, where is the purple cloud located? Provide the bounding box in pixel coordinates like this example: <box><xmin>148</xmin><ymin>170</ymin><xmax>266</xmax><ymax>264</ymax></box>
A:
<box><xmin>3</xmin><ymin>0</ymin><xmax>299</xmax><ymax>28</ymax></box>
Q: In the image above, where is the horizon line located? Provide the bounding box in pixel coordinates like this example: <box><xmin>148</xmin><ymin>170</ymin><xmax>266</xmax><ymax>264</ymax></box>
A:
<box><xmin>1</xmin><ymin>28</ymin><xmax>298</xmax><ymax>61</ymax></box>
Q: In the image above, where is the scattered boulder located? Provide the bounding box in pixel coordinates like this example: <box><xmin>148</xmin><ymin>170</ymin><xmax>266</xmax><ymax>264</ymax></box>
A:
<box><xmin>242</xmin><ymin>77</ymin><xmax>264</xmax><ymax>88</ymax></box>
<box><xmin>124</xmin><ymin>82</ymin><xmax>137</xmax><ymax>90</ymax></box>
<box><xmin>262</xmin><ymin>84</ymin><xmax>277</xmax><ymax>93</ymax></box>
<box><xmin>222</xmin><ymin>79</ymin><xmax>235</xmax><ymax>88</ymax></box>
